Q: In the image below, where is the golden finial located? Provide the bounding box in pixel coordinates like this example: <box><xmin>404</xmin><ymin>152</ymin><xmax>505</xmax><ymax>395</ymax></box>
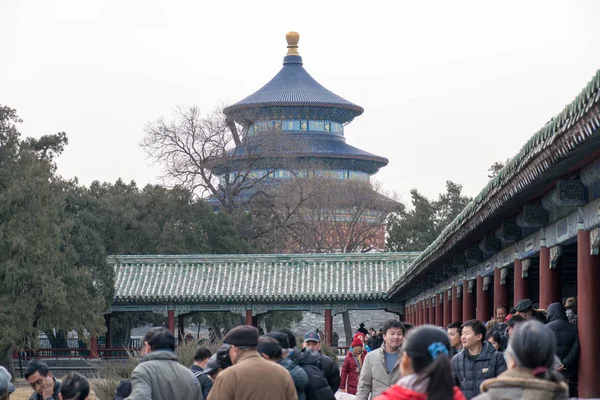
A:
<box><xmin>286</xmin><ymin>31</ymin><xmax>300</xmax><ymax>55</ymax></box>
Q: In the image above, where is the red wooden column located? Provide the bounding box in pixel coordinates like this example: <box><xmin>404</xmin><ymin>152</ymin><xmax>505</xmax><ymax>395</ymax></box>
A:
<box><xmin>178</xmin><ymin>314</ymin><xmax>185</xmax><ymax>344</ymax></box>
<box><xmin>417</xmin><ymin>301</ymin><xmax>422</xmax><ymax>325</ymax></box>
<box><xmin>577</xmin><ymin>229</ymin><xmax>600</xmax><ymax>398</ymax></box>
<box><xmin>424</xmin><ymin>300</ymin><xmax>430</xmax><ymax>324</ymax></box>
<box><xmin>324</xmin><ymin>309</ymin><xmax>333</xmax><ymax>345</ymax></box>
<box><xmin>494</xmin><ymin>268</ymin><xmax>508</xmax><ymax>315</ymax></box>
<box><xmin>167</xmin><ymin>310</ymin><xmax>175</xmax><ymax>334</ymax></box>
<box><xmin>89</xmin><ymin>336</ymin><xmax>98</xmax><ymax>359</ymax></box>
<box><xmin>245</xmin><ymin>310</ymin><xmax>253</xmax><ymax>326</ymax></box>
<box><xmin>476</xmin><ymin>276</ymin><xmax>490</xmax><ymax>322</ymax></box>
<box><xmin>435</xmin><ymin>293</ymin><xmax>443</xmax><ymax>326</ymax></box>
<box><xmin>463</xmin><ymin>280</ymin><xmax>475</xmax><ymax>321</ymax></box>
<box><xmin>429</xmin><ymin>298</ymin><xmax>435</xmax><ymax>325</ymax></box>
<box><xmin>104</xmin><ymin>314</ymin><xmax>111</xmax><ymax>349</ymax></box>
<box><xmin>452</xmin><ymin>285</ymin><xmax>462</xmax><ymax>323</ymax></box>
<box><xmin>513</xmin><ymin>258</ymin><xmax>529</xmax><ymax>304</ymax></box>
<box><xmin>443</xmin><ymin>290</ymin><xmax>451</xmax><ymax>327</ymax></box>
<box><xmin>539</xmin><ymin>245</ymin><xmax>560</xmax><ymax>309</ymax></box>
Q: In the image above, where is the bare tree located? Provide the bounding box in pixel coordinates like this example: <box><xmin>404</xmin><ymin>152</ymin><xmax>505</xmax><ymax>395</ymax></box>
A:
<box><xmin>142</xmin><ymin>106</ymin><xmax>399</xmax><ymax>253</ymax></box>
<box><xmin>141</xmin><ymin>106</ymin><xmax>278</xmax><ymax>213</ymax></box>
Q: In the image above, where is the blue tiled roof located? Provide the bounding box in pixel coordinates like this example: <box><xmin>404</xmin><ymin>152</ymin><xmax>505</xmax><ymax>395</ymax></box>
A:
<box><xmin>225</xmin><ymin>134</ymin><xmax>388</xmax><ymax>173</ymax></box>
<box><xmin>224</xmin><ymin>55</ymin><xmax>364</xmax><ymax>119</ymax></box>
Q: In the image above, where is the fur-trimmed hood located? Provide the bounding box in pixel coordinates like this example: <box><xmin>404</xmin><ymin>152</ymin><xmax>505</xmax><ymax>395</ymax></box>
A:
<box><xmin>474</xmin><ymin>368</ymin><xmax>568</xmax><ymax>400</ymax></box>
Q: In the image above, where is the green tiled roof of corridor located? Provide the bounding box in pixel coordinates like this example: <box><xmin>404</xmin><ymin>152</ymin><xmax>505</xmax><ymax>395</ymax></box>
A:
<box><xmin>111</xmin><ymin>253</ymin><xmax>420</xmax><ymax>303</ymax></box>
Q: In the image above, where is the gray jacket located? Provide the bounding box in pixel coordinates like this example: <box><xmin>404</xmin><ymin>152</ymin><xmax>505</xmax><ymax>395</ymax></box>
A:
<box><xmin>355</xmin><ymin>347</ymin><xmax>402</xmax><ymax>400</ymax></box>
<box><xmin>127</xmin><ymin>350</ymin><xmax>203</xmax><ymax>400</ymax></box>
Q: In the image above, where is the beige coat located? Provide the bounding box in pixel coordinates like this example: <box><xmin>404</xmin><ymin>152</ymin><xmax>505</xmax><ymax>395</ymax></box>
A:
<box><xmin>207</xmin><ymin>350</ymin><xmax>297</xmax><ymax>400</ymax></box>
<box><xmin>473</xmin><ymin>367</ymin><xmax>569</xmax><ymax>400</ymax></box>
<box><xmin>355</xmin><ymin>346</ymin><xmax>402</xmax><ymax>400</ymax></box>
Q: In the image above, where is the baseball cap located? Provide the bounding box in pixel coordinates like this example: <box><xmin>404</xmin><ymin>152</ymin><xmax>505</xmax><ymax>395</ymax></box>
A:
<box><xmin>303</xmin><ymin>331</ymin><xmax>320</xmax><ymax>342</ymax></box>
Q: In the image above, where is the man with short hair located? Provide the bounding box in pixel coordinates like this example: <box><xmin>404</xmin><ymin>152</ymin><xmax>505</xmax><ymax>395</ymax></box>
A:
<box><xmin>25</xmin><ymin>361</ymin><xmax>60</xmax><ymax>400</ymax></box>
<box><xmin>451</xmin><ymin>319</ymin><xmax>506</xmax><ymax>399</ymax></box>
<box><xmin>447</xmin><ymin>322</ymin><xmax>463</xmax><ymax>356</ymax></box>
<box><xmin>128</xmin><ymin>326</ymin><xmax>203</xmax><ymax>400</ymax></box>
<box><xmin>208</xmin><ymin>325</ymin><xmax>296</xmax><ymax>400</ymax></box>
<box><xmin>302</xmin><ymin>331</ymin><xmax>340</xmax><ymax>394</ymax></box>
<box><xmin>356</xmin><ymin>319</ymin><xmax>405</xmax><ymax>400</ymax></box>
<box><xmin>190</xmin><ymin>347</ymin><xmax>213</xmax><ymax>399</ymax></box>
<box><xmin>506</xmin><ymin>314</ymin><xmax>525</xmax><ymax>339</ymax></box>
<box><xmin>259</xmin><ymin>336</ymin><xmax>308</xmax><ymax>400</ymax></box>
<box><xmin>495</xmin><ymin>305</ymin><xmax>508</xmax><ymax>321</ymax></box>
<box><xmin>0</xmin><ymin>367</ymin><xmax>15</xmax><ymax>400</ymax></box>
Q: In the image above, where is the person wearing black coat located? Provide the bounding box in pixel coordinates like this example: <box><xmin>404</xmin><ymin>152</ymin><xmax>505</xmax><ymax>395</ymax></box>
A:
<box><xmin>295</xmin><ymin>348</ymin><xmax>336</xmax><ymax>400</ymax></box>
<box><xmin>546</xmin><ymin>302</ymin><xmax>580</xmax><ymax>397</ymax></box>
<box><xmin>451</xmin><ymin>321</ymin><xmax>507</xmax><ymax>399</ymax></box>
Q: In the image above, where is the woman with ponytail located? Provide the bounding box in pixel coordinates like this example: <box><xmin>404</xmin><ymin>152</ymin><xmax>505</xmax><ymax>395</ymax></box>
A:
<box><xmin>474</xmin><ymin>320</ymin><xmax>568</xmax><ymax>399</ymax></box>
<box><xmin>375</xmin><ymin>325</ymin><xmax>465</xmax><ymax>400</ymax></box>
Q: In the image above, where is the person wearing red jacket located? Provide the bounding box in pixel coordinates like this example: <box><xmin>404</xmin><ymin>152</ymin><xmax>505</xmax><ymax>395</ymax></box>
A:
<box><xmin>375</xmin><ymin>325</ymin><xmax>465</xmax><ymax>400</ymax></box>
<box><xmin>340</xmin><ymin>337</ymin><xmax>367</xmax><ymax>395</ymax></box>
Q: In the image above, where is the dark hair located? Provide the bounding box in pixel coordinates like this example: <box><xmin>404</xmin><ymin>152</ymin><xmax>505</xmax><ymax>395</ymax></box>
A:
<box><xmin>403</xmin><ymin>325</ymin><xmax>454</xmax><ymax>400</ymax></box>
<box><xmin>258</xmin><ymin>337</ymin><xmax>282</xmax><ymax>360</ymax></box>
<box><xmin>25</xmin><ymin>360</ymin><xmax>50</xmax><ymax>379</ymax></box>
<box><xmin>496</xmin><ymin>305</ymin><xmax>508</xmax><ymax>313</ymax></box>
<box><xmin>59</xmin><ymin>372</ymin><xmax>90</xmax><ymax>400</ymax></box>
<box><xmin>508</xmin><ymin>314</ymin><xmax>525</xmax><ymax>328</ymax></box>
<box><xmin>446</xmin><ymin>322</ymin><xmax>462</xmax><ymax>335</ymax></box>
<box><xmin>462</xmin><ymin>320</ymin><xmax>486</xmax><ymax>342</ymax></box>
<box><xmin>382</xmin><ymin>319</ymin><xmax>405</xmax><ymax>334</ymax></box>
<box><xmin>508</xmin><ymin>321</ymin><xmax>563</xmax><ymax>383</ymax></box>
<box><xmin>486</xmin><ymin>330</ymin><xmax>502</xmax><ymax>346</ymax></box>
<box><xmin>143</xmin><ymin>326</ymin><xmax>175</xmax><ymax>351</ymax></box>
<box><xmin>277</xmin><ymin>328</ymin><xmax>297</xmax><ymax>348</ymax></box>
<box><xmin>194</xmin><ymin>346</ymin><xmax>212</xmax><ymax>362</ymax></box>
<box><xmin>266</xmin><ymin>332</ymin><xmax>290</xmax><ymax>349</ymax></box>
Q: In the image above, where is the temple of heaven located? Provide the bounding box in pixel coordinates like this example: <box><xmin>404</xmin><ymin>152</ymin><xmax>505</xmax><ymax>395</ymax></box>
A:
<box><xmin>214</xmin><ymin>32</ymin><xmax>394</xmax><ymax>251</ymax></box>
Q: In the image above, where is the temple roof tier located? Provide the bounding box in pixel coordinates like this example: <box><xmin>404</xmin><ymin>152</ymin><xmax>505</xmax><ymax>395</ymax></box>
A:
<box><xmin>224</xmin><ymin>33</ymin><xmax>363</xmax><ymax>125</ymax></box>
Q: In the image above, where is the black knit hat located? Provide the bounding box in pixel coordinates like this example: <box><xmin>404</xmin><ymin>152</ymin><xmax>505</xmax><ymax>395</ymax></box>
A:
<box><xmin>223</xmin><ymin>325</ymin><xmax>259</xmax><ymax>346</ymax></box>
<box><xmin>266</xmin><ymin>332</ymin><xmax>290</xmax><ymax>349</ymax></box>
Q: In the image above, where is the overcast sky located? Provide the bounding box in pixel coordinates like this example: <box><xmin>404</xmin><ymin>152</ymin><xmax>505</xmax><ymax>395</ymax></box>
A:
<box><xmin>3</xmin><ymin>0</ymin><xmax>600</xmax><ymax>202</ymax></box>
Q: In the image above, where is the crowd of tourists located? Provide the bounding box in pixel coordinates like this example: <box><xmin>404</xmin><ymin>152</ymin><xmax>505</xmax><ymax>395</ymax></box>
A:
<box><xmin>4</xmin><ymin>297</ymin><xmax>579</xmax><ymax>400</ymax></box>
